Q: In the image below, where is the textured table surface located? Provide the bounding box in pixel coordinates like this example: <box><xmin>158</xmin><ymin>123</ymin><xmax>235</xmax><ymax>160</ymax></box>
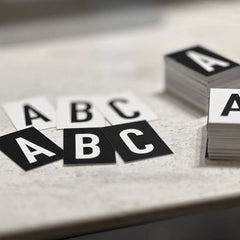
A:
<box><xmin>1</xmin><ymin>1</ymin><xmax>240</xmax><ymax>239</ymax></box>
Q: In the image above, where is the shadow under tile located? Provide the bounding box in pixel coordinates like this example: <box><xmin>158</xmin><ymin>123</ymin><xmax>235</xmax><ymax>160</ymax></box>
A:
<box><xmin>153</xmin><ymin>91</ymin><xmax>206</xmax><ymax>119</ymax></box>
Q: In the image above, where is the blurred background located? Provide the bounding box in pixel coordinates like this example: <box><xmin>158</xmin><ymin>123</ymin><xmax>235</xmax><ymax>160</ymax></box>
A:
<box><xmin>0</xmin><ymin>0</ymin><xmax>169</xmax><ymax>44</ymax></box>
<box><xmin>1</xmin><ymin>0</ymin><xmax>239</xmax><ymax>99</ymax></box>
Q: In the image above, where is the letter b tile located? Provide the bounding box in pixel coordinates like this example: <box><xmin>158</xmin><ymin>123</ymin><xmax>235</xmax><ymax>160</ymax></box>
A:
<box><xmin>64</xmin><ymin>128</ymin><xmax>116</xmax><ymax>165</ymax></box>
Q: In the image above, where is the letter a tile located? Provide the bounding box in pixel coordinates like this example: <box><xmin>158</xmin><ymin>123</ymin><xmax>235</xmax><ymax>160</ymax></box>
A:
<box><xmin>166</xmin><ymin>45</ymin><xmax>238</xmax><ymax>76</ymax></box>
<box><xmin>2</xmin><ymin>96</ymin><xmax>56</xmax><ymax>130</ymax></box>
<box><xmin>0</xmin><ymin>127</ymin><xmax>63</xmax><ymax>171</ymax></box>
<box><xmin>209</xmin><ymin>88</ymin><xmax>240</xmax><ymax>124</ymax></box>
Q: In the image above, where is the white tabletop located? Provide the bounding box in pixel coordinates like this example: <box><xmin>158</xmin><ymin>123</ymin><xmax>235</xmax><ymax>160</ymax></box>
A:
<box><xmin>1</xmin><ymin>1</ymin><xmax>240</xmax><ymax>239</ymax></box>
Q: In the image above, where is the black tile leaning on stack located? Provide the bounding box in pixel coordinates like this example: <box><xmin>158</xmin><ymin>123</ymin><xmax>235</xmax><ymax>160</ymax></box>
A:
<box><xmin>208</xmin><ymin>88</ymin><xmax>240</xmax><ymax>160</ymax></box>
<box><xmin>165</xmin><ymin>45</ymin><xmax>240</xmax><ymax>113</ymax></box>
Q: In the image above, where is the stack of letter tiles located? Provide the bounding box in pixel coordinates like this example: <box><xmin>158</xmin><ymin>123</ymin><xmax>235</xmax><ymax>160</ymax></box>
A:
<box><xmin>0</xmin><ymin>92</ymin><xmax>173</xmax><ymax>171</ymax></box>
<box><xmin>165</xmin><ymin>45</ymin><xmax>240</xmax><ymax>113</ymax></box>
<box><xmin>208</xmin><ymin>88</ymin><xmax>240</xmax><ymax>160</ymax></box>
